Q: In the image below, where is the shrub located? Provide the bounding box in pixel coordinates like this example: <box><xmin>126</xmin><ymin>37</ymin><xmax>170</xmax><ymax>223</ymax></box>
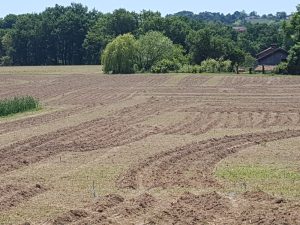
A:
<box><xmin>219</xmin><ymin>59</ymin><xmax>233</xmax><ymax>72</ymax></box>
<box><xmin>0</xmin><ymin>96</ymin><xmax>39</xmax><ymax>117</ymax></box>
<box><xmin>201</xmin><ymin>58</ymin><xmax>219</xmax><ymax>73</ymax></box>
<box><xmin>200</xmin><ymin>58</ymin><xmax>233</xmax><ymax>73</ymax></box>
<box><xmin>179</xmin><ymin>64</ymin><xmax>203</xmax><ymax>73</ymax></box>
<box><xmin>0</xmin><ymin>56</ymin><xmax>12</xmax><ymax>66</ymax></box>
<box><xmin>151</xmin><ymin>59</ymin><xmax>181</xmax><ymax>73</ymax></box>
<box><xmin>274</xmin><ymin>62</ymin><xmax>288</xmax><ymax>74</ymax></box>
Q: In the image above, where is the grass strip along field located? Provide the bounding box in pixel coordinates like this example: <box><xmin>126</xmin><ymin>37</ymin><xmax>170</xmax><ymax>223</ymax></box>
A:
<box><xmin>0</xmin><ymin>96</ymin><xmax>39</xmax><ymax>117</ymax></box>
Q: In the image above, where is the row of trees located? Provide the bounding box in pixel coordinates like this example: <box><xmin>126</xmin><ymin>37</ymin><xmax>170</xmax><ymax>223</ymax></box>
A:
<box><xmin>172</xmin><ymin>11</ymin><xmax>289</xmax><ymax>25</ymax></box>
<box><xmin>101</xmin><ymin>31</ymin><xmax>246</xmax><ymax>74</ymax></box>
<box><xmin>102</xmin><ymin>32</ymin><xmax>187</xmax><ymax>74</ymax></box>
<box><xmin>0</xmin><ymin>3</ymin><xmax>298</xmax><ymax>74</ymax></box>
<box><xmin>0</xmin><ymin>4</ymin><xmax>100</xmax><ymax>65</ymax></box>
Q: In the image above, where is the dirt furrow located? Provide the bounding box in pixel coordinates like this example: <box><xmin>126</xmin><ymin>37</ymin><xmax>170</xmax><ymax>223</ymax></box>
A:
<box><xmin>117</xmin><ymin>129</ymin><xmax>300</xmax><ymax>190</ymax></box>
<box><xmin>0</xmin><ymin>106</ymin><xmax>86</xmax><ymax>135</ymax></box>
<box><xmin>0</xmin><ymin>184</ymin><xmax>47</xmax><ymax>212</ymax></box>
<box><xmin>49</xmin><ymin>190</ymin><xmax>300</xmax><ymax>225</ymax></box>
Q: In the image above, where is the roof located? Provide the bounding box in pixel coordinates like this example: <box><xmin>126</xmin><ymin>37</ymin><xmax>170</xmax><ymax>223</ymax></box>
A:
<box><xmin>256</xmin><ymin>46</ymin><xmax>288</xmax><ymax>61</ymax></box>
<box><xmin>233</xmin><ymin>26</ymin><xmax>247</xmax><ymax>32</ymax></box>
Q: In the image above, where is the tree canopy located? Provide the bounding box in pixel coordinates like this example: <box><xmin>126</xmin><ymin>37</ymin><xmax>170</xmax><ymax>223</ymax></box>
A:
<box><xmin>101</xmin><ymin>34</ymin><xmax>137</xmax><ymax>74</ymax></box>
<box><xmin>136</xmin><ymin>31</ymin><xmax>179</xmax><ymax>71</ymax></box>
<box><xmin>0</xmin><ymin>3</ymin><xmax>296</xmax><ymax>73</ymax></box>
<box><xmin>281</xmin><ymin>5</ymin><xmax>300</xmax><ymax>74</ymax></box>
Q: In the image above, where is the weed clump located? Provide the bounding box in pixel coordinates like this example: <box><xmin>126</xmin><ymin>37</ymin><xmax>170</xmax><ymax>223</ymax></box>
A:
<box><xmin>0</xmin><ymin>96</ymin><xmax>39</xmax><ymax>117</ymax></box>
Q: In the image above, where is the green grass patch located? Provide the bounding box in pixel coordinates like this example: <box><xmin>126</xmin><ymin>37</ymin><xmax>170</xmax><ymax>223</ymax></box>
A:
<box><xmin>0</xmin><ymin>96</ymin><xmax>40</xmax><ymax>117</ymax></box>
<box><xmin>216</xmin><ymin>165</ymin><xmax>300</xmax><ymax>181</ymax></box>
<box><xmin>216</xmin><ymin>164</ymin><xmax>300</xmax><ymax>198</ymax></box>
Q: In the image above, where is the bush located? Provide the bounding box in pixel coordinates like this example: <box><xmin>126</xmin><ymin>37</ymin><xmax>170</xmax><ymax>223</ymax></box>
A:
<box><xmin>219</xmin><ymin>59</ymin><xmax>233</xmax><ymax>72</ymax></box>
<box><xmin>273</xmin><ymin>62</ymin><xmax>288</xmax><ymax>74</ymax></box>
<box><xmin>201</xmin><ymin>58</ymin><xmax>219</xmax><ymax>73</ymax></box>
<box><xmin>0</xmin><ymin>56</ymin><xmax>12</xmax><ymax>66</ymax></box>
<box><xmin>179</xmin><ymin>64</ymin><xmax>203</xmax><ymax>73</ymax></box>
<box><xmin>151</xmin><ymin>59</ymin><xmax>181</xmax><ymax>73</ymax></box>
<box><xmin>200</xmin><ymin>58</ymin><xmax>233</xmax><ymax>73</ymax></box>
<box><xmin>101</xmin><ymin>34</ymin><xmax>137</xmax><ymax>74</ymax></box>
<box><xmin>0</xmin><ymin>96</ymin><xmax>39</xmax><ymax>117</ymax></box>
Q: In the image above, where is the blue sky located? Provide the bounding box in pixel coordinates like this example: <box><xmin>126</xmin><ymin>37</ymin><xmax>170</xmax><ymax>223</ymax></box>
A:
<box><xmin>1</xmin><ymin>0</ymin><xmax>299</xmax><ymax>17</ymax></box>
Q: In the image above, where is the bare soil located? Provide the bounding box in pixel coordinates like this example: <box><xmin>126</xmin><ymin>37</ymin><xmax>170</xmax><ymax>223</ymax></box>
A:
<box><xmin>0</xmin><ymin>71</ymin><xmax>299</xmax><ymax>224</ymax></box>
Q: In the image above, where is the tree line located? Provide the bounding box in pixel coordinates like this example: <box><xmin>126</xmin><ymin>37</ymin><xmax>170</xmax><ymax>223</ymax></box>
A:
<box><xmin>172</xmin><ymin>10</ymin><xmax>289</xmax><ymax>25</ymax></box>
<box><xmin>0</xmin><ymin>3</ymin><xmax>299</xmax><ymax>74</ymax></box>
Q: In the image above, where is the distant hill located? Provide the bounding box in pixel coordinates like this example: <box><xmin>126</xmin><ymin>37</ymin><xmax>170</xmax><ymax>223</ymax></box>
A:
<box><xmin>169</xmin><ymin>11</ymin><xmax>289</xmax><ymax>25</ymax></box>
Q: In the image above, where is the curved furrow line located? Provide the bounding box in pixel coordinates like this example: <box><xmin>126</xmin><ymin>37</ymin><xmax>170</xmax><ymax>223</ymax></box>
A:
<box><xmin>117</xmin><ymin>129</ymin><xmax>300</xmax><ymax>190</ymax></box>
<box><xmin>0</xmin><ymin>106</ymin><xmax>87</xmax><ymax>135</ymax></box>
<box><xmin>0</xmin><ymin>98</ymin><xmax>175</xmax><ymax>174</ymax></box>
<box><xmin>0</xmin><ymin>184</ymin><xmax>47</xmax><ymax>212</ymax></box>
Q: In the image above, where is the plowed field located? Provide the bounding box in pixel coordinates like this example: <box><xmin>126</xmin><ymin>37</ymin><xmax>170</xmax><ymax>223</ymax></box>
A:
<box><xmin>0</xmin><ymin>68</ymin><xmax>299</xmax><ymax>225</ymax></box>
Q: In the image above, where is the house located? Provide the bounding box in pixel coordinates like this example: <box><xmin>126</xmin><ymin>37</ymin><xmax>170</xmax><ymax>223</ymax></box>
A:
<box><xmin>255</xmin><ymin>44</ymin><xmax>288</xmax><ymax>72</ymax></box>
<box><xmin>256</xmin><ymin>45</ymin><xmax>288</xmax><ymax>66</ymax></box>
<box><xmin>233</xmin><ymin>26</ymin><xmax>247</xmax><ymax>33</ymax></box>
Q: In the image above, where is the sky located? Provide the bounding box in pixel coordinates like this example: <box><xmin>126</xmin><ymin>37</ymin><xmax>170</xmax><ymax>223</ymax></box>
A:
<box><xmin>1</xmin><ymin>0</ymin><xmax>299</xmax><ymax>18</ymax></box>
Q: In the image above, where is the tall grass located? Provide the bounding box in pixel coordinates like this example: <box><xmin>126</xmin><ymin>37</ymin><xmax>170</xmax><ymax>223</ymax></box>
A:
<box><xmin>0</xmin><ymin>96</ymin><xmax>40</xmax><ymax>117</ymax></box>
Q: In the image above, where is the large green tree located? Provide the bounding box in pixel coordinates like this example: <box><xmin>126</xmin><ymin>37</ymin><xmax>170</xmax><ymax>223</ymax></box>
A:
<box><xmin>283</xmin><ymin>5</ymin><xmax>300</xmax><ymax>74</ymax></box>
<box><xmin>187</xmin><ymin>28</ymin><xmax>240</xmax><ymax>64</ymax></box>
<box><xmin>138</xmin><ymin>10</ymin><xmax>166</xmax><ymax>34</ymax></box>
<box><xmin>83</xmin><ymin>9</ymin><xmax>138</xmax><ymax>64</ymax></box>
<box><xmin>136</xmin><ymin>31</ymin><xmax>180</xmax><ymax>71</ymax></box>
<box><xmin>101</xmin><ymin>34</ymin><xmax>137</xmax><ymax>74</ymax></box>
<box><xmin>6</xmin><ymin>13</ymin><xmax>42</xmax><ymax>65</ymax></box>
<box><xmin>162</xmin><ymin>17</ymin><xmax>191</xmax><ymax>47</ymax></box>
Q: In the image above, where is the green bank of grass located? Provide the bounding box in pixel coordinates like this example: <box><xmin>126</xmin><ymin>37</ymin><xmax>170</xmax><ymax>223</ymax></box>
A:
<box><xmin>0</xmin><ymin>65</ymin><xmax>102</xmax><ymax>75</ymax></box>
<box><xmin>0</xmin><ymin>96</ymin><xmax>40</xmax><ymax>117</ymax></box>
<box><xmin>216</xmin><ymin>164</ymin><xmax>300</xmax><ymax>198</ymax></box>
<box><xmin>0</xmin><ymin>65</ymin><xmax>296</xmax><ymax>77</ymax></box>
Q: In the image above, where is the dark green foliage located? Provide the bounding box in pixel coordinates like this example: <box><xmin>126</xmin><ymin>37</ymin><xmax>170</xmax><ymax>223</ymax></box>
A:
<box><xmin>172</xmin><ymin>10</ymin><xmax>288</xmax><ymax>25</ymax></box>
<box><xmin>136</xmin><ymin>31</ymin><xmax>179</xmax><ymax>71</ymax></box>
<box><xmin>83</xmin><ymin>9</ymin><xmax>138</xmax><ymax>64</ymax></box>
<box><xmin>0</xmin><ymin>96</ymin><xmax>39</xmax><ymax>117</ymax></box>
<box><xmin>227</xmin><ymin>47</ymin><xmax>246</xmax><ymax>74</ymax></box>
<box><xmin>274</xmin><ymin>62</ymin><xmax>288</xmax><ymax>74</ymax></box>
<box><xmin>287</xmin><ymin>43</ymin><xmax>300</xmax><ymax>74</ymax></box>
<box><xmin>102</xmin><ymin>31</ymin><xmax>186</xmax><ymax>74</ymax></box>
<box><xmin>0</xmin><ymin>56</ymin><xmax>12</xmax><ymax>66</ymax></box>
<box><xmin>238</xmin><ymin>23</ymin><xmax>283</xmax><ymax>55</ymax></box>
<box><xmin>0</xmin><ymin>14</ymin><xmax>18</xmax><ymax>29</ymax></box>
<box><xmin>186</xmin><ymin>27</ymin><xmax>245</xmax><ymax>71</ymax></box>
<box><xmin>0</xmin><ymin>3</ymin><xmax>296</xmax><ymax>70</ymax></box>
<box><xmin>282</xmin><ymin>5</ymin><xmax>300</xmax><ymax>74</ymax></box>
<box><xmin>0</xmin><ymin>3</ymin><xmax>100</xmax><ymax>66</ymax></box>
<box><xmin>243</xmin><ymin>53</ymin><xmax>256</xmax><ymax>68</ymax></box>
<box><xmin>138</xmin><ymin>11</ymin><xmax>166</xmax><ymax>34</ymax></box>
